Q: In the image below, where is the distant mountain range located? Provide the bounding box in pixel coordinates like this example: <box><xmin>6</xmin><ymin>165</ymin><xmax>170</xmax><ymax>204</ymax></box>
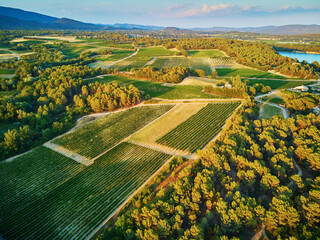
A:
<box><xmin>1</xmin><ymin>6</ymin><xmax>320</xmax><ymax>34</ymax></box>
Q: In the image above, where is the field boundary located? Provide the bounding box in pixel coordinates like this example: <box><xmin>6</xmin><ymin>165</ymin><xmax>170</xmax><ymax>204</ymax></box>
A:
<box><xmin>43</xmin><ymin>142</ymin><xmax>93</xmax><ymax>166</ymax></box>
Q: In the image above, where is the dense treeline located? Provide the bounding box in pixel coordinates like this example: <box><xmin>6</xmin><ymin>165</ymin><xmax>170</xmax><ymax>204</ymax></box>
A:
<box><xmin>98</xmin><ymin>98</ymin><xmax>320</xmax><ymax>240</ymax></box>
<box><xmin>129</xmin><ymin>66</ymin><xmax>190</xmax><ymax>83</ymax></box>
<box><xmin>273</xmin><ymin>43</ymin><xmax>320</xmax><ymax>53</ymax></box>
<box><xmin>281</xmin><ymin>90</ymin><xmax>320</xmax><ymax>113</ymax></box>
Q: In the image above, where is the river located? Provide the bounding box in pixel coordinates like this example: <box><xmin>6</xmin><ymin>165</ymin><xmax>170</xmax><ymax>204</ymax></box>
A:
<box><xmin>278</xmin><ymin>51</ymin><xmax>320</xmax><ymax>64</ymax></box>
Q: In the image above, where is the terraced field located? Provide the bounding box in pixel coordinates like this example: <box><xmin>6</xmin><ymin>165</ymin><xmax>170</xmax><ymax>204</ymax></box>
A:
<box><xmin>157</xmin><ymin>102</ymin><xmax>240</xmax><ymax>153</ymax></box>
<box><xmin>53</xmin><ymin>105</ymin><xmax>173</xmax><ymax>159</ymax></box>
<box><xmin>0</xmin><ymin>142</ymin><xmax>172</xmax><ymax>240</ymax></box>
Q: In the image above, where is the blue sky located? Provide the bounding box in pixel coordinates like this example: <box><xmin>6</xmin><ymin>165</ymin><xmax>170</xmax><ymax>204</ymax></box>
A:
<box><xmin>2</xmin><ymin>0</ymin><xmax>320</xmax><ymax>27</ymax></box>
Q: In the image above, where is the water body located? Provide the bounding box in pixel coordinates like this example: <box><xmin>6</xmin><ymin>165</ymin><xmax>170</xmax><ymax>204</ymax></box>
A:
<box><xmin>278</xmin><ymin>51</ymin><xmax>320</xmax><ymax>64</ymax></box>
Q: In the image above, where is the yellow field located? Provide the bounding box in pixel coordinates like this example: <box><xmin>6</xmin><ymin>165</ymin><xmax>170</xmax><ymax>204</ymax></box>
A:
<box><xmin>129</xmin><ymin>103</ymin><xmax>207</xmax><ymax>144</ymax></box>
<box><xmin>179</xmin><ymin>77</ymin><xmax>218</xmax><ymax>87</ymax></box>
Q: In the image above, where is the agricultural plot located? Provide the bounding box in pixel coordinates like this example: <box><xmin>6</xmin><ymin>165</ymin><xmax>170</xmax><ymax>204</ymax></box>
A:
<box><xmin>157</xmin><ymin>102</ymin><xmax>240</xmax><ymax>153</ymax></box>
<box><xmin>0</xmin><ymin>69</ymin><xmax>15</xmax><ymax>74</ymax></box>
<box><xmin>216</xmin><ymin>68</ymin><xmax>287</xmax><ymax>79</ymax></box>
<box><xmin>53</xmin><ymin>105</ymin><xmax>173</xmax><ymax>159</ymax></box>
<box><xmin>0</xmin><ymin>142</ymin><xmax>172</xmax><ymax>240</ymax></box>
<box><xmin>245</xmin><ymin>79</ymin><xmax>313</xmax><ymax>89</ymax></box>
<box><xmin>0</xmin><ymin>146</ymin><xmax>85</xmax><ymax>221</ymax></box>
<box><xmin>129</xmin><ymin>103</ymin><xmax>207</xmax><ymax>144</ymax></box>
<box><xmin>110</xmin><ymin>47</ymin><xmax>175</xmax><ymax>70</ymax></box>
<box><xmin>180</xmin><ymin>77</ymin><xmax>218</xmax><ymax>87</ymax></box>
<box><xmin>188</xmin><ymin>50</ymin><xmax>225</xmax><ymax>58</ymax></box>
<box><xmin>210</xmin><ymin>57</ymin><xmax>236</xmax><ymax>67</ymax></box>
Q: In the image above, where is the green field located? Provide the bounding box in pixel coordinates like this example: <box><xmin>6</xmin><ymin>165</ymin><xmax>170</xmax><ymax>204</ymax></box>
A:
<box><xmin>0</xmin><ymin>142</ymin><xmax>171</xmax><ymax>240</ymax></box>
<box><xmin>216</xmin><ymin>68</ymin><xmax>287</xmax><ymax>79</ymax></box>
<box><xmin>0</xmin><ymin>50</ymin><xmax>11</xmax><ymax>54</ymax></box>
<box><xmin>157</xmin><ymin>102</ymin><xmax>240</xmax><ymax>153</ymax></box>
<box><xmin>0</xmin><ymin>69</ymin><xmax>15</xmax><ymax>74</ymax></box>
<box><xmin>188</xmin><ymin>50</ymin><xmax>225</xmax><ymax>58</ymax></box>
<box><xmin>259</xmin><ymin>104</ymin><xmax>283</xmax><ymax>119</ymax></box>
<box><xmin>90</xmin><ymin>75</ymin><xmax>224</xmax><ymax>99</ymax></box>
<box><xmin>245</xmin><ymin>79</ymin><xmax>314</xmax><ymax>89</ymax></box>
<box><xmin>0</xmin><ymin>146</ymin><xmax>85</xmax><ymax>220</ymax></box>
<box><xmin>53</xmin><ymin>105</ymin><xmax>173</xmax><ymax>158</ymax></box>
<box><xmin>110</xmin><ymin>47</ymin><xmax>175</xmax><ymax>70</ymax></box>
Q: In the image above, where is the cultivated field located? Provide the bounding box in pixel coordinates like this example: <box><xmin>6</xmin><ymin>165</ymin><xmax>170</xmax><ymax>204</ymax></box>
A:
<box><xmin>245</xmin><ymin>79</ymin><xmax>313</xmax><ymax>89</ymax></box>
<box><xmin>188</xmin><ymin>50</ymin><xmax>225</xmax><ymax>58</ymax></box>
<box><xmin>157</xmin><ymin>102</ymin><xmax>240</xmax><ymax>153</ymax></box>
<box><xmin>179</xmin><ymin>77</ymin><xmax>218</xmax><ymax>86</ymax></box>
<box><xmin>0</xmin><ymin>142</ymin><xmax>172</xmax><ymax>240</ymax></box>
<box><xmin>259</xmin><ymin>104</ymin><xmax>284</xmax><ymax>119</ymax></box>
<box><xmin>216</xmin><ymin>68</ymin><xmax>287</xmax><ymax>79</ymax></box>
<box><xmin>53</xmin><ymin>105</ymin><xmax>173</xmax><ymax>159</ymax></box>
<box><xmin>0</xmin><ymin>146</ymin><xmax>85</xmax><ymax>221</ymax></box>
<box><xmin>210</xmin><ymin>57</ymin><xmax>236</xmax><ymax>67</ymax></box>
<box><xmin>129</xmin><ymin>103</ymin><xmax>207</xmax><ymax>144</ymax></box>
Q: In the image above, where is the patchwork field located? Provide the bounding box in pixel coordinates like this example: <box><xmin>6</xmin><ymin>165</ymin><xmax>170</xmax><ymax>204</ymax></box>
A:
<box><xmin>216</xmin><ymin>68</ymin><xmax>287</xmax><ymax>79</ymax></box>
<box><xmin>110</xmin><ymin>47</ymin><xmax>175</xmax><ymax>70</ymax></box>
<box><xmin>0</xmin><ymin>142</ymin><xmax>172</xmax><ymax>240</ymax></box>
<box><xmin>157</xmin><ymin>102</ymin><xmax>240</xmax><ymax>153</ymax></box>
<box><xmin>129</xmin><ymin>103</ymin><xmax>207</xmax><ymax>144</ymax></box>
<box><xmin>53</xmin><ymin>105</ymin><xmax>173</xmax><ymax>159</ymax></box>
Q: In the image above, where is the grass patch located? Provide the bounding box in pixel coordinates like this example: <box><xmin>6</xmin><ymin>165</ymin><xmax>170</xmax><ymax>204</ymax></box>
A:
<box><xmin>0</xmin><ymin>50</ymin><xmax>11</xmax><ymax>54</ymax></box>
<box><xmin>188</xmin><ymin>50</ymin><xmax>225</xmax><ymax>58</ymax></box>
<box><xmin>216</xmin><ymin>68</ymin><xmax>287</xmax><ymax>79</ymax></box>
<box><xmin>0</xmin><ymin>69</ymin><xmax>15</xmax><ymax>74</ymax></box>
<box><xmin>53</xmin><ymin>105</ymin><xmax>173</xmax><ymax>159</ymax></box>
<box><xmin>245</xmin><ymin>79</ymin><xmax>314</xmax><ymax>89</ymax></box>
<box><xmin>259</xmin><ymin>104</ymin><xmax>283</xmax><ymax>119</ymax></box>
<box><xmin>180</xmin><ymin>77</ymin><xmax>218</xmax><ymax>87</ymax></box>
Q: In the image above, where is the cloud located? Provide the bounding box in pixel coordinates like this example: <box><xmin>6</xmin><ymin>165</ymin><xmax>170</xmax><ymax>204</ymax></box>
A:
<box><xmin>158</xmin><ymin>4</ymin><xmax>320</xmax><ymax>18</ymax></box>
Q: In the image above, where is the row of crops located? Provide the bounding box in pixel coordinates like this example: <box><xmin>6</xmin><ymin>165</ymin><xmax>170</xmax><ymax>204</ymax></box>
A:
<box><xmin>156</xmin><ymin>102</ymin><xmax>240</xmax><ymax>153</ymax></box>
<box><xmin>53</xmin><ymin>105</ymin><xmax>173</xmax><ymax>159</ymax></box>
<box><xmin>0</xmin><ymin>142</ymin><xmax>172</xmax><ymax>240</ymax></box>
<box><xmin>0</xmin><ymin>146</ymin><xmax>85</xmax><ymax>220</ymax></box>
<box><xmin>210</xmin><ymin>57</ymin><xmax>235</xmax><ymax>66</ymax></box>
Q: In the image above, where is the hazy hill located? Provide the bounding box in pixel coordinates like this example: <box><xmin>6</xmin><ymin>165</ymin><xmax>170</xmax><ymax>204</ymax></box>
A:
<box><xmin>0</xmin><ymin>6</ymin><xmax>58</xmax><ymax>23</ymax></box>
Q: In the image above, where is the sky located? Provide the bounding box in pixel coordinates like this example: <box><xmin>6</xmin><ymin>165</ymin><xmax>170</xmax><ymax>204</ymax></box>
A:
<box><xmin>1</xmin><ymin>0</ymin><xmax>320</xmax><ymax>28</ymax></box>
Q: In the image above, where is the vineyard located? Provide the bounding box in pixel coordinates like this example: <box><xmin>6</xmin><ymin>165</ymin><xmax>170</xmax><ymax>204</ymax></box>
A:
<box><xmin>0</xmin><ymin>146</ymin><xmax>85</xmax><ymax>221</ymax></box>
<box><xmin>216</xmin><ymin>68</ymin><xmax>287</xmax><ymax>79</ymax></box>
<box><xmin>53</xmin><ymin>105</ymin><xmax>173</xmax><ymax>159</ymax></box>
<box><xmin>0</xmin><ymin>142</ymin><xmax>172</xmax><ymax>240</ymax></box>
<box><xmin>156</xmin><ymin>102</ymin><xmax>240</xmax><ymax>153</ymax></box>
<box><xmin>210</xmin><ymin>57</ymin><xmax>236</xmax><ymax>67</ymax></box>
<box><xmin>188</xmin><ymin>50</ymin><xmax>225</xmax><ymax>58</ymax></box>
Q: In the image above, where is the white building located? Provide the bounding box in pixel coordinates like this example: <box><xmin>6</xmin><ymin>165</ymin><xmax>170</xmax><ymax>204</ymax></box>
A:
<box><xmin>292</xmin><ymin>85</ymin><xmax>309</xmax><ymax>92</ymax></box>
